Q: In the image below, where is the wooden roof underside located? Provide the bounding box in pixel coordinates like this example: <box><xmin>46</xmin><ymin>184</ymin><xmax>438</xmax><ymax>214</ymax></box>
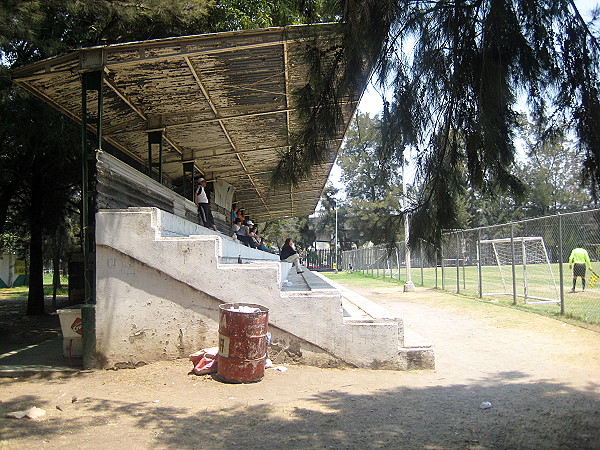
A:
<box><xmin>11</xmin><ymin>24</ymin><xmax>361</xmax><ymax>222</ymax></box>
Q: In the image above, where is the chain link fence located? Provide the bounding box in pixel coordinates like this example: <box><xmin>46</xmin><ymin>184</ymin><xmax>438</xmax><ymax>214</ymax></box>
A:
<box><xmin>341</xmin><ymin>209</ymin><xmax>600</xmax><ymax>326</ymax></box>
<box><xmin>341</xmin><ymin>240</ymin><xmax>439</xmax><ymax>287</ymax></box>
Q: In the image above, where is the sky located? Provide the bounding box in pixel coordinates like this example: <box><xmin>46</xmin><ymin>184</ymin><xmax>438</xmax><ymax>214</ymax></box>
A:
<box><xmin>328</xmin><ymin>0</ymin><xmax>599</xmax><ymax>196</ymax></box>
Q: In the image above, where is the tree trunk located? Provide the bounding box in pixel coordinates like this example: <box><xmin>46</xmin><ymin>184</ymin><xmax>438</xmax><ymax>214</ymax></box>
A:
<box><xmin>52</xmin><ymin>249</ymin><xmax>61</xmax><ymax>310</ymax></box>
<box><xmin>0</xmin><ymin>181</ymin><xmax>17</xmax><ymax>236</ymax></box>
<box><xmin>26</xmin><ymin>174</ymin><xmax>45</xmax><ymax>315</ymax></box>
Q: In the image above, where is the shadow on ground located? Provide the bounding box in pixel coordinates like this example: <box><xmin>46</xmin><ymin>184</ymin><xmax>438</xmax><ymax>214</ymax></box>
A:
<box><xmin>0</xmin><ymin>296</ymin><xmax>75</xmax><ymax>355</ymax></box>
<box><xmin>2</xmin><ymin>372</ymin><xmax>598</xmax><ymax>449</ymax></box>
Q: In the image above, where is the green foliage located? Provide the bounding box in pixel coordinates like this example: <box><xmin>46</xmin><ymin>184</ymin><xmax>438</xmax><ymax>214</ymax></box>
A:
<box><xmin>205</xmin><ymin>0</ymin><xmax>329</xmax><ymax>31</ymax></box>
<box><xmin>272</xmin><ymin>0</ymin><xmax>392</xmax><ymax>186</ymax></box>
<box><xmin>281</xmin><ymin>0</ymin><xmax>600</xmax><ymax>250</ymax></box>
<box><xmin>336</xmin><ymin>112</ymin><xmax>406</xmax><ymax>247</ymax></box>
<box><xmin>311</xmin><ymin>184</ymin><xmax>339</xmax><ymax>246</ymax></box>
<box><xmin>0</xmin><ymin>0</ymin><xmax>214</xmax><ymax>66</ymax></box>
<box><xmin>260</xmin><ymin>215</ymin><xmax>313</xmax><ymax>250</ymax></box>
<box><xmin>517</xmin><ymin>120</ymin><xmax>592</xmax><ymax>215</ymax></box>
<box><xmin>339</xmin><ymin>112</ymin><xmax>402</xmax><ymax>201</ymax></box>
<box><xmin>0</xmin><ymin>0</ymin><xmax>321</xmax><ymax>313</ymax></box>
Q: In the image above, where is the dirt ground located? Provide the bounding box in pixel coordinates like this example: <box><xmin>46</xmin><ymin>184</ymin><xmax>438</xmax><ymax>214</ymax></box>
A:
<box><xmin>1</xmin><ymin>283</ymin><xmax>599</xmax><ymax>449</ymax></box>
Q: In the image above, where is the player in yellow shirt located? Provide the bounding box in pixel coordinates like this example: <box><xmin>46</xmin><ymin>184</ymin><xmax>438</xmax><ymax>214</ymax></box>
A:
<box><xmin>568</xmin><ymin>247</ymin><xmax>592</xmax><ymax>292</ymax></box>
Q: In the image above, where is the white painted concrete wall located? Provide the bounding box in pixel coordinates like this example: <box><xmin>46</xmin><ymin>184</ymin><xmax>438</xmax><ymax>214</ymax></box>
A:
<box><xmin>95</xmin><ymin>245</ymin><xmax>221</xmax><ymax>368</ymax></box>
<box><xmin>0</xmin><ymin>253</ymin><xmax>14</xmax><ymax>287</ymax></box>
<box><xmin>95</xmin><ymin>208</ymin><xmax>430</xmax><ymax>370</ymax></box>
<box><xmin>120</xmin><ymin>206</ymin><xmax>279</xmax><ymax>263</ymax></box>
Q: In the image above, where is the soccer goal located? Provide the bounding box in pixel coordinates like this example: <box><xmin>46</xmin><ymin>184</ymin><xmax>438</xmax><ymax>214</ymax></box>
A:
<box><xmin>478</xmin><ymin>236</ymin><xmax>560</xmax><ymax>304</ymax></box>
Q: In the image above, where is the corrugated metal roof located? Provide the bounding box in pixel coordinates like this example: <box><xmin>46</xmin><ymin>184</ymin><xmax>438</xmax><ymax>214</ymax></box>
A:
<box><xmin>11</xmin><ymin>24</ymin><xmax>362</xmax><ymax>222</ymax></box>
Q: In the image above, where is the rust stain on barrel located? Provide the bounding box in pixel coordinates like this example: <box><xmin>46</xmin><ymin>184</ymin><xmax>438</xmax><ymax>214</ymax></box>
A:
<box><xmin>217</xmin><ymin>303</ymin><xmax>269</xmax><ymax>383</ymax></box>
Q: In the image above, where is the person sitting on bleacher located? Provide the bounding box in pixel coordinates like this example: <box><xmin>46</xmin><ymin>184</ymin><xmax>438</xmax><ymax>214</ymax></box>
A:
<box><xmin>266</xmin><ymin>241</ymin><xmax>277</xmax><ymax>253</ymax></box>
<box><xmin>231</xmin><ymin>217</ymin><xmax>242</xmax><ymax>240</ymax></box>
<box><xmin>231</xmin><ymin>203</ymin><xmax>239</xmax><ymax>223</ymax></box>
<box><xmin>280</xmin><ymin>237</ymin><xmax>303</xmax><ymax>274</ymax></box>
<box><xmin>249</xmin><ymin>225</ymin><xmax>261</xmax><ymax>246</ymax></box>
<box><xmin>236</xmin><ymin>208</ymin><xmax>245</xmax><ymax>223</ymax></box>
<box><xmin>236</xmin><ymin>219</ymin><xmax>257</xmax><ymax>248</ymax></box>
<box><xmin>257</xmin><ymin>238</ymin><xmax>272</xmax><ymax>253</ymax></box>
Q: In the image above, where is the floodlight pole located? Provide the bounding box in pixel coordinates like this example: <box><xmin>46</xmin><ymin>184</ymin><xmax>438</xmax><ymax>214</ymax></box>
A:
<box><xmin>334</xmin><ymin>199</ymin><xmax>339</xmax><ymax>273</ymax></box>
<box><xmin>403</xmin><ymin>154</ymin><xmax>415</xmax><ymax>292</ymax></box>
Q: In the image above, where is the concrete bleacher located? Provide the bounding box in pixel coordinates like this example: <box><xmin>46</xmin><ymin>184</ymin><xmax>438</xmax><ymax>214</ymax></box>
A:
<box><xmin>155</xmin><ymin>206</ymin><xmax>280</xmax><ymax>263</ymax></box>
<box><xmin>94</xmin><ymin>207</ymin><xmax>434</xmax><ymax>370</ymax></box>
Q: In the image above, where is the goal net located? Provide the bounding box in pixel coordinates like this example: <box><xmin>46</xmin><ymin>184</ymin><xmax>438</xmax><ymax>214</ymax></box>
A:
<box><xmin>478</xmin><ymin>236</ymin><xmax>559</xmax><ymax>304</ymax></box>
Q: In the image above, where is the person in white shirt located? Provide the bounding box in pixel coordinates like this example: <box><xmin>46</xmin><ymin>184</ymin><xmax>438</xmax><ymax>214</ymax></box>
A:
<box><xmin>236</xmin><ymin>219</ymin><xmax>257</xmax><ymax>248</ymax></box>
<box><xmin>195</xmin><ymin>178</ymin><xmax>217</xmax><ymax>231</ymax></box>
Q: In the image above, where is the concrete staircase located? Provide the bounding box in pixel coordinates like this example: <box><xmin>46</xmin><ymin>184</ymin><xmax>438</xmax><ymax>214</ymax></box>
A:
<box><xmin>94</xmin><ymin>207</ymin><xmax>434</xmax><ymax>370</ymax></box>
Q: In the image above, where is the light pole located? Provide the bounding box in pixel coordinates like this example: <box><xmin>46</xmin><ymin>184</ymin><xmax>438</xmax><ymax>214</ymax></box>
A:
<box><xmin>334</xmin><ymin>199</ymin><xmax>339</xmax><ymax>273</ymax></box>
<box><xmin>403</xmin><ymin>154</ymin><xmax>415</xmax><ymax>292</ymax></box>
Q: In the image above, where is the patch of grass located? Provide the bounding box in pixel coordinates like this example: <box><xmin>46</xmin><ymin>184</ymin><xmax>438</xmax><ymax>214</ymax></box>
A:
<box><xmin>323</xmin><ymin>270</ymin><xmax>600</xmax><ymax>331</ymax></box>
<box><xmin>324</xmin><ymin>271</ymin><xmax>405</xmax><ymax>288</ymax></box>
<box><xmin>0</xmin><ymin>286</ymin><xmax>30</xmax><ymax>301</ymax></box>
<box><xmin>0</xmin><ymin>276</ymin><xmax>69</xmax><ymax>301</ymax></box>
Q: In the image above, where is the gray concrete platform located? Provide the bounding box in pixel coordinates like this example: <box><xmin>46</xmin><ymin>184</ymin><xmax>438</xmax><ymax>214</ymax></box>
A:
<box><xmin>280</xmin><ymin>266</ymin><xmax>336</xmax><ymax>292</ymax></box>
<box><xmin>0</xmin><ymin>335</ymin><xmax>82</xmax><ymax>377</ymax></box>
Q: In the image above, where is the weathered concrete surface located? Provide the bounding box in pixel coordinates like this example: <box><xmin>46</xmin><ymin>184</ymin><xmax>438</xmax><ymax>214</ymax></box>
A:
<box><xmin>95</xmin><ymin>208</ymin><xmax>434</xmax><ymax>370</ymax></box>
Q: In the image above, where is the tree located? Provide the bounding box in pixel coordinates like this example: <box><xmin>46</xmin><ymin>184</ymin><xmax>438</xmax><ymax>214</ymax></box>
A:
<box><xmin>260</xmin><ymin>215</ymin><xmax>314</xmax><ymax>250</ymax></box>
<box><xmin>273</xmin><ymin>0</ymin><xmax>600</xmax><ymax>250</ymax></box>
<box><xmin>311</xmin><ymin>184</ymin><xmax>337</xmax><ymax>246</ymax></box>
<box><xmin>339</xmin><ymin>112</ymin><xmax>403</xmax><ymax>201</ymax></box>
<box><xmin>517</xmin><ymin>121</ymin><xmax>592</xmax><ymax>216</ymax></box>
<box><xmin>0</xmin><ymin>88</ymin><xmax>81</xmax><ymax>315</ymax></box>
<box><xmin>203</xmin><ymin>0</ymin><xmax>330</xmax><ymax>31</ymax></box>
<box><xmin>337</xmin><ymin>112</ymin><xmax>406</xmax><ymax>247</ymax></box>
<box><xmin>0</xmin><ymin>0</ymin><xmax>321</xmax><ymax>314</ymax></box>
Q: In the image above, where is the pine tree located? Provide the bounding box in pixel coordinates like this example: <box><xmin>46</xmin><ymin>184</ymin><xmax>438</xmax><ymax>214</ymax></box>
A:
<box><xmin>273</xmin><ymin>0</ymin><xmax>600</xmax><ymax>249</ymax></box>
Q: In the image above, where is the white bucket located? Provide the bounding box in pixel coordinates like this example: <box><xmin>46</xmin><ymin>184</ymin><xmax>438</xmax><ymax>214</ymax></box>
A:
<box><xmin>62</xmin><ymin>337</ymin><xmax>83</xmax><ymax>358</ymax></box>
<box><xmin>57</xmin><ymin>305</ymin><xmax>84</xmax><ymax>358</ymax></box>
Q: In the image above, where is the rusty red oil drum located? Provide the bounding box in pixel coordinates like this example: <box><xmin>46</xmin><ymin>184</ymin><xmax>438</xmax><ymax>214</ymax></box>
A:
<box><xmin>217</xmin><ymin>303</ymin><xmax>269</xmax><ymax>383</ymax></box>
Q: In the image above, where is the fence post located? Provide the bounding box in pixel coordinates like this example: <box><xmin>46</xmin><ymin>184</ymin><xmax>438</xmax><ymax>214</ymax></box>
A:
<box><xmin>521</xmin><ymin>238</ymin><xmax>528</xmax><ymax>302</ymax></box>
<box><xmin>558</xmin><ymin>213</ymin><xmax>565</xmax><ymax>314</ymax></box>
<box><xmin>441</xmin><ymin>242</ymin><xmax>445</xmax><ymax>291</ymax></box>
<box><xmin>361</xmin><ymin>248</ymin><xmax>364</xmax><ymax>274</ymax></box>
<box><xmin>461</xmin><ymin>231</ymin><xmax>466</xmax><ymax>290</ymax></box>
<box><xmin>456</xmin><ymin>232</ymin><xmax>460</xmax><ymax>293</ymax></box>
<box><xmin>363</xmin><ymin>248</ymin><xmax>366</xmax><ymax>275</ymax></box>
<box><xmin>511</xmin><ymin>223</ymin><xmax>517</xmax><ymax>305</ymax></box>
<box><xmin>396</xmin><ymin>244</ymin><xmax>401</xmax><ymax>281</ymax></box>
<box><xmin>435</xmin><ymin>248</ymin><xmax>439</xmax><ymax>289</ymax></box>
<box><xmin>477</xmin><ymin>228</ymin><xmax>482</xmax><ymax>298</ymax></box>
<box><xmin>420</xmin><ymin>241</ymin><xmax>424</xmax><ymax>286</ymax></box>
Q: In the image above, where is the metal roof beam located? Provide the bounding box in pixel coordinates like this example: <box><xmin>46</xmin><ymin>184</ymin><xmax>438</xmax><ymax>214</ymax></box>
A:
<box><xmin>184</xmin><ymin>55</ymin><xmax>270</xmax><ymax>215</ymax></box>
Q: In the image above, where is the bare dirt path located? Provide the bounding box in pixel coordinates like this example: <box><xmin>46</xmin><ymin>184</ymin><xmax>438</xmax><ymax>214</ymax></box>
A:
<box><xmin>1</xmin><ymin>285</ymin><xmax>599</xmax><ymax>449</ymax></box>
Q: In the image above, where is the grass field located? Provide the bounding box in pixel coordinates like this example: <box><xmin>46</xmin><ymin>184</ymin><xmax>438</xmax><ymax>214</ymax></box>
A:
<box><xmin>337</xmin><ymin>263</ymin><xmax>600</xmax><ymax>328</ymax></box>
<box><xmin>2</xmin><ymin>269</ymin><xmax>598</xmax><ymax>328</ymax></box>
<box><xmin>0</xmin><ymin>274</ymin><xmax>68</xmax><ymax>301</ymax></box>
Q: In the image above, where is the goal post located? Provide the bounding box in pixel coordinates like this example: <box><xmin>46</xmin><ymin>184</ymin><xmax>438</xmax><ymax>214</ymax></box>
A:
<box><xmin>478</xmin><ymin>236</ymin><xmax>560</xmax><ymax>304</ymax></box>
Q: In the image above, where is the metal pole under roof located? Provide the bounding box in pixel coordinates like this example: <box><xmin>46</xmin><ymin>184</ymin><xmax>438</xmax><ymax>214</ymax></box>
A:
<box><xmin>81</xmin><ymin>69</ymin><xmax>103</xmax><ymax>369</ymax></box>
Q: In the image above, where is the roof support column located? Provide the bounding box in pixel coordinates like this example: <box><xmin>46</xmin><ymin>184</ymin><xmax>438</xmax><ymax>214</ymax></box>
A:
<box><xmin>182</xmin><ymin>161</ymin><xmax>196</xmax><ymax>202</ymax></box>
<box><xmin>147</xmin><ymin>130</ymin><xmax>164</xmax><ymax>183</ymax></box>
<box><xmin>81</xmin><ymin>69</ymin><xmax>103</xmax><ymax>369</ymax></box>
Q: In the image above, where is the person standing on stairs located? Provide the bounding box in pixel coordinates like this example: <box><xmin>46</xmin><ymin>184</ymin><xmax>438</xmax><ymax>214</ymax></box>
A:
<box><xmin>195</xmin><ymin>177</ymin><xmax>217</xmax><ymax>231</ymax></box>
